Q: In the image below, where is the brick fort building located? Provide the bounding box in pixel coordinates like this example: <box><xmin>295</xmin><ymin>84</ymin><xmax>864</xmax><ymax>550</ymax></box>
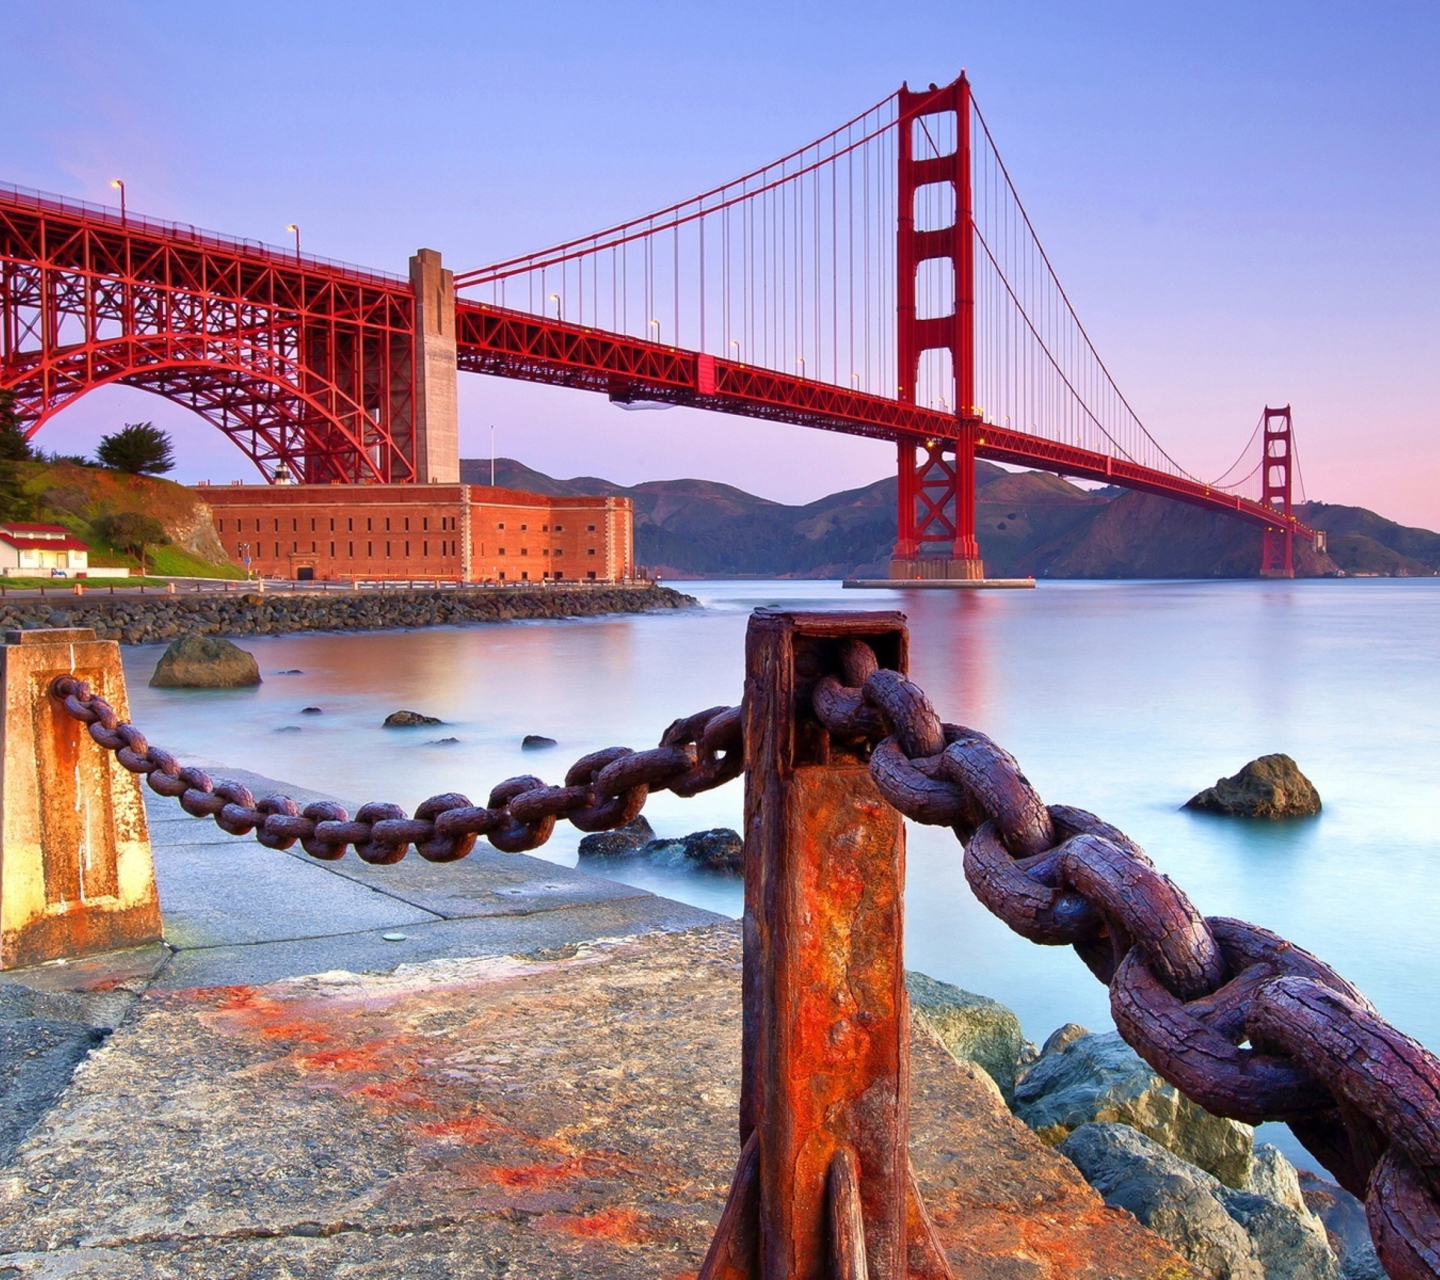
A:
<box><xmin>200</xmin><ymin>483</ymin><xmax>635</xmax><ymax>584</ymax></box>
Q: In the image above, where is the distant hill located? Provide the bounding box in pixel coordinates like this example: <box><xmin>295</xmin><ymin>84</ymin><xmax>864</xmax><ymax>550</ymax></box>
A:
<box><xmin>459</xmin><ymin>457</ymin><xmax>1439</xmax><ymax>580</ymax></box>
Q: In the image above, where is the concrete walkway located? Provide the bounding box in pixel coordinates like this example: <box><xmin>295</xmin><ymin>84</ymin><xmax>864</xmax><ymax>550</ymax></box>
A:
<box><xmin>142</xmin><ymin>763</ymin><xmax>721</xmax><ymax>991</ymax></box>
<box><xmin>0</xmin><ymin>773</ymin><xmax>1193</xmax><ymax>1279</ymax></box>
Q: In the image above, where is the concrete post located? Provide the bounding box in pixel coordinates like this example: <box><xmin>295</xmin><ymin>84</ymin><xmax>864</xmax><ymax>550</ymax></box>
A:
<box><xmin>0</xmin><ymin>629</ymin><xmax>161</xmax><ymax>969</ymax></box>
<box><xmin>409</xmin><ymin>248</ymin><xmax>460</xmax><ymax>484</ymax></box>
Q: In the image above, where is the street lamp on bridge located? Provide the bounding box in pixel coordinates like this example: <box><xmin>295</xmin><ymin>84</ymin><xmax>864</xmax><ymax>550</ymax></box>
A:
<box><xmin>548</xmin><ymin>292</ymin><xmax>562</xmax><ymax>321</ymax></box>
<box><xmin>110</xmin><ymin>179</ymin><xmax>126</xmax><ymax>223</ymax></box>
<box><xmin>287</xmin><ymin>224</ymin><xmax>301</xmax><ymax>254</ymax></box>
<box><xmin>648</xmin><ymin>318</ymin><xmax>661</xmax><ymax>342</ymax></box>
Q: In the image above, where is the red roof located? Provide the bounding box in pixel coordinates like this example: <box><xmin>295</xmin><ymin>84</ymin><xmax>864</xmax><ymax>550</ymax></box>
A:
<box><xmin>0</xmin><ymin>523</ymin><xmax>90</xmax><ymax>552</ymax></box>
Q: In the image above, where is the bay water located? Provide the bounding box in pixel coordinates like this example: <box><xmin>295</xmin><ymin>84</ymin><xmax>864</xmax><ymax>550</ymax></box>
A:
<box><xmin>122</xmin><ymin>578</ymin><xmax>1440</xmax><ymax>1162</ymax></box>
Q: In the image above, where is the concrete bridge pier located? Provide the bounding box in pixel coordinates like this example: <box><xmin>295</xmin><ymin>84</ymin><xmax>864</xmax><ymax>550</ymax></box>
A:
<box><xmin>410</xmin><ymin>247</ymin><xmax>460</xmax><ymax>484</ymax></box>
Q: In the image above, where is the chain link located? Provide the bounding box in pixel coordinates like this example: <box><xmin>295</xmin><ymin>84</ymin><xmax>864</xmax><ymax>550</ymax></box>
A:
<box><xmin>49</xmin><ymin>647</ymin><xmax>1440</xmax><ymax>1277</ymax></box>
<box><xmin>807</xmin><ymin>644</ymin><xmax>1440</xmax><ymax>1280</ymax></box>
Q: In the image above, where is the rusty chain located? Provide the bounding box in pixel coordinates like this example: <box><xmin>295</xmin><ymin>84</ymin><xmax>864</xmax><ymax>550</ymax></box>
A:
<box><xmin>49</xmin><ymin>674</ymin><xmax>743</xmax><ymax>862</ymax></box>
<box><xmin>49</xmin><ymin>652</ymin><xmax>1440</xmax><ymax>1277</ymax></box>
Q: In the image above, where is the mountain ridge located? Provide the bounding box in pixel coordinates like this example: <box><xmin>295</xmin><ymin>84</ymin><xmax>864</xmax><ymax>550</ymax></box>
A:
<box><xmin>459</xmin><ymin>457</ymin><xmax>1439</xmax><ymax>580</ymax></box>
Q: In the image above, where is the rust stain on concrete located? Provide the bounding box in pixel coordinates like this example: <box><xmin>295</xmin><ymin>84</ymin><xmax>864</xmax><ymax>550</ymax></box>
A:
<box><xmin>0</xmin><ymin>927</ymin><xmax>1196</xmax><ymax>1278</ymax></box>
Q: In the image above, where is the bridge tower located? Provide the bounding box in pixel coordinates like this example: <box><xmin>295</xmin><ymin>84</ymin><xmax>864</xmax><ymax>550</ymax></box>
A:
<box><xmin>890</xmin><ymin>73</ymin><xmax>985</xmax><ymax>582</ymax></box>
<box><xmin>1260</xmin><ymin>405</ymin><xmax>1294</xmax><ymax>578</ymax></box>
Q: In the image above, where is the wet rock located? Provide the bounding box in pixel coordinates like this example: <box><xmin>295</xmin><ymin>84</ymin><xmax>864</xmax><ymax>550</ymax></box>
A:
<box><xmin>1041</xmin><ymin>1022</ymin><xmax>1092</xmax><ymax>1057</ymax></box>
<box><xmin>428</xmin><ymin>737</ymin><xmax>461</xmax><ymax>746</ymax></box>
<box><xmin>1298</xmin><ymin>1171</ymin><xmax>1386</xmax><ymax>1279</ymax></box>
<box><xmin>906</xmin><ymin>971</ymin><xmax>1024</xmax><ymax>1103</ymax></box>
<box><xmin>577</xmin><ymin>816</ymin><xmax>656</xmax><ymax>859</ymax></box>
<box><xmin>1061</xmin><ymin>1123</ymin><xmax>1264</xmax><ymax>1280</ymax></box>
<box><xmin>1063</xmin><ymin>1123</ymin><xmax>1339</xmax><ymax>1280</ymax></box>
<box><xmin>522</xmin><ymin>734</ymin><xmax>558</xmax><ymax>750</ymax></box>
<box><xmin>1185</xmin><ymin>754</ymin><xmax>1321</xmax><ymax>819</ymax></box>
<box><xmin>1015</xmin><ymin>1030</ymin><xmax>1255</xmax><ymax>1186</ymax></box>
<box><xmin>1217</xmin><ymin>1182</ymin><xmax>1338</xmax><ymax>1280</ymax></box>
<box><xmin>277</xmin><ymin>669</ymin><xmax>303</xmax><ymax>674</ymax></box>
<box><xmin>383</xmin><ymin>710</ymin><xmax>442</xmax><ymax>727</ymax></box>
<box><xmin>273</xmin><ymin>725</ymin><xmax>302</xmax><ymax>733</ymax></box>
<box><xmin>670</xmin><ymin>828</ymin><xmax>743</xmax><ymax>874</ymax></box>
<box><xmin>149</xmin><ymin>633</ymin><xmax>261</xmax><ymax>688</ymax></box>
<box><xmin>300</xmin><ymin>706</ymin><xmax>323</xmax><ymax>714</ymax></box>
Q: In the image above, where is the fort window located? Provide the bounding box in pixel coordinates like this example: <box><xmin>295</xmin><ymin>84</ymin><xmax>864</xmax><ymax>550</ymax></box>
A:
<box><xmin>386</xmin><ymin>542</ymin><xmax>392</xmax><ymax>557</ymax></box>
<box><xmin>498</xmin><ymin>522</ymin><xmax>505</xmax><ymax>530</ymax></box>
<box><xmin>404</xmin><ymin>517</ymin><xmax>410</xmax><ymax>531</ymax></box>
<box><xmin>367</xmin><ymin>518</ymin><xmax>373</xmax><ymax>532</ymax></box>
<box><xmin>309</xmin><ymin>519</ymin><xmax>316</xmax><ymax>532</ymax></box>
<box><xmin>367</xmin><ymin>541</ymin><xmax>373</xmax><ymax>556</ymax></box>
<box><xmin>404</xmin><ymin>541</ymin><xmax>410</xmax><ymax>555</ymax></box>
<box><xmin>348</xmin><ymin>518</ymin><xmax>354</xmax><ymax>532</ymax></box>
<box><xmin>520</xmin><ymin>523</ymin><xmax>527</xmax><ymax>531</ymax></box>
<box><xmin>423</xmin><ymin>541</ymin><xmax>429</xmax><ymax>555</ymax></box>
<box><xmin>587</xmin><ymin>524</ymin><xmax>596</xmax><ymax>532</ymax></box>
<box><xmin>329</xmin><ymin>518</ymin><xmax>335</xmax><ymax>532</ymax></box>
<box><xmin>385</xmin><ymin>518</ymin><xmax>391</xmax><ymax>532</ymax></box>
<box><xmin>423</xmin><ymin>517</ymin><xmax>429</xmax><ymax>531</ymax></box>
<box><xmin>348</xmin><ymin>542</ymin><xmax>354</xmax><ymax>557</ymax></box>
<box><xmin>521</xmin><ymin>547</ymin><xmax>528</xmax><ymax>556</ymax></box>
<box><xmin>554</xmin><ymin>524</ymin><xmax>563</xmax><ymax>532</ymax></box>
<box><xmin>587</xmin><ymin>571</ymin><xmax>596</xmax><ymax>580</ymax></box>
<box><xmin>292</xmin><ymin>519</ymin><xmax>297</xmax><ymax>533</ymax></box>
<box><xmin>587</xmin><ymin>548</ymin><xmax>597</xmax><ymax>556</ymax></box>
<box><xmin>329</xmin><ymin>542</ymin><xmax>335</xmax><ymax>556</ymax></box>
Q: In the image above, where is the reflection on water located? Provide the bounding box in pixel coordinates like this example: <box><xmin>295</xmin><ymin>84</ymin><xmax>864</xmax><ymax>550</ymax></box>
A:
<box><xmin>124</xmin><ymin>579</ymin><xmax>1440</xmax><ymax>1066</ymax></box>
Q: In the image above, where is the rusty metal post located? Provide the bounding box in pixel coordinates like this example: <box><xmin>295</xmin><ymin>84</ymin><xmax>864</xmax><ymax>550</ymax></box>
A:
<box><xmin>700</xmin><ymin>610</ymin><xmax>951</xmax><ymax>1280</ymax></box>
<box><xmin>0</xmin><ymin>628</ymin><xmax>161</xmax><ymax>969</ymax></box>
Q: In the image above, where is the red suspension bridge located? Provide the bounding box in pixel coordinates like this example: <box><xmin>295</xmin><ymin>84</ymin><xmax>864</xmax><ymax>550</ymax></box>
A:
<box><xmin>1</xmin><ymin>74</ymin><xmax>1313</xmax><ymax>578</ymax></box>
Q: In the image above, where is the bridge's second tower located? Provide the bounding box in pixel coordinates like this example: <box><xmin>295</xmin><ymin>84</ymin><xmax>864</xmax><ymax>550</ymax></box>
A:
<box><xmin>890</xmin><ymin>74</ymin><xmax>985</xmax><ymax>582</ymax></box>
<box><xmin>1260</xmin><ymin>405</ymin><xmax>1295</xmax><ymax>578</ymax></box>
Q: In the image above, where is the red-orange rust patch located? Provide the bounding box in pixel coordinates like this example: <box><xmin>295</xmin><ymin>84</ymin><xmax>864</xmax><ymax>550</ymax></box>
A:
<box><xmin>561</xmin><ymin>1207</ymin><xmax>647</xmax><ymax>1243</ymax></box>
<box><xmin>491</xmin><ymin>1156</ymin><xmax>601</xmax><ymax>1190</ymax></box>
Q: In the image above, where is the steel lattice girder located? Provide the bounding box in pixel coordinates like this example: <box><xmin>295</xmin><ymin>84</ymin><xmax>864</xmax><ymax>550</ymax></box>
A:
<box><xmin>0</xmin><ymin>191</ymin><xmax>416</xmax><ymax>483</ymax></box>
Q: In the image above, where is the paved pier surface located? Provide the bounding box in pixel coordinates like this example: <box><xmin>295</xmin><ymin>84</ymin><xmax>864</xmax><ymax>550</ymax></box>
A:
<box><xmin>0</xmin><ymin>775</ymin><xmax>1192</xmax><ymax>1278</ymax></box>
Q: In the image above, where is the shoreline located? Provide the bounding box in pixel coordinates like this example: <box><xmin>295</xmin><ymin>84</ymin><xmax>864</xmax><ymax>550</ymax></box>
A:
<box><xmin>0</xmin><ymin>583</ymin><xmax>696</xmax><ymax>646</ymax></box>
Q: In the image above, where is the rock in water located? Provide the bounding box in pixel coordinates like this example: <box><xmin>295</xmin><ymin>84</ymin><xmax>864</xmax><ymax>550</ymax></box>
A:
<box><xmin>675</xmin><ymin>828</ymin><xmax>743</xmax><ymax>873</ymax></box>
<box><xmin>906</xmin><ymin>971</ymin><xmax>1024</xmax><ymax>1103</ymax></box>
<box><xmin>1060</xmin><ymin>1123</ymin><xmax>1339</xmax><ymax>1280</ymax></box>
<box><xmin>1015</xmin><ymin>1030</ymin><xmax>1255</xmax><ymax>1187</ymax></box>
<box><xmin>577</xmin><ymin>816</ymin><xmax>656</xmax><ymax>860</ymax></box>
<box><xmin>149</xmin><ymin>634</ymin><xmax>261</xmax><ymax>688</ymax></box>
<box><xmin>1185</xmin><ymin>754</ymin><xmax>1321</xmax><ymax>819</ymax></box>
<box><xmin>521</xmin><ymin>734</ymin><xmax>558</xmax><ymax>750</ymax></box>
<box><xmin>382</xmin><ymin>710</ymin><xmax>442</xmax><ymax>727</ymax></box>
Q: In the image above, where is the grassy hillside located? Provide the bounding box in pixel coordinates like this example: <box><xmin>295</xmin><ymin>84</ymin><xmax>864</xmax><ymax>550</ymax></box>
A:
<box><xmin>16</xmin><ymin>461</ymin><xmax>245</xmax><ymax>578</ymax></box>
<box><xmin>462</xmin><ymin>457</ymin><xmax>1437</xmax><ymax>580</ymax></box>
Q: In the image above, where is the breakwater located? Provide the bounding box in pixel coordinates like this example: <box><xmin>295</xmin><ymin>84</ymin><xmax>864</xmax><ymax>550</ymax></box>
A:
<box><xmin>0</xmin><ymin>584</ymin><xmax>694</xmax><ymax>645</ymax></box>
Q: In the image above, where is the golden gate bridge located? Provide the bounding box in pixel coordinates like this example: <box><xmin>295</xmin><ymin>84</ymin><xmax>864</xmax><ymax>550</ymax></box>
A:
<box><xmin>0</xmin><ymin>73</ymin><xmax>1313</xmax><ymax>578</ymax></box>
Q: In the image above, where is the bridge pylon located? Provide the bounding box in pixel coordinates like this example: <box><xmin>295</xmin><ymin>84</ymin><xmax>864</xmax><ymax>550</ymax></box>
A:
<box><xmin>1259</xmin><ymin>405</ymin><xmax>1295</xmax><ymax>578</ymax></box>
<box><xmin>890</xmin><ymin>75</ymin><xmax>985</xmax><ymax>582</ymax></box>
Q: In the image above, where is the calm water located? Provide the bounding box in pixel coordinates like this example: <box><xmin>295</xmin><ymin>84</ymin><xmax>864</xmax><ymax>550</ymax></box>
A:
<box><xmin>122</xmin><ymin>579</ymin><xmax>1440</xmax><ymax>1159</ymax></box>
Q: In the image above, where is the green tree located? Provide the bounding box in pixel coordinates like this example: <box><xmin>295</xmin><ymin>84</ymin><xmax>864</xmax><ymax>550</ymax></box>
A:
<box><xmin>95</xmin><ymin>512</ymin><xmax>170</xmax><ymax>576</ymax></box>
<box><xmin>0</xmin><ymin>390</ymin><xmax>35</xmax><ymax>522</ymax></box>
<box><xmin>95</xmin><ymin>422</ymin><xmax>175</xmax><ymax>475</ymax></box>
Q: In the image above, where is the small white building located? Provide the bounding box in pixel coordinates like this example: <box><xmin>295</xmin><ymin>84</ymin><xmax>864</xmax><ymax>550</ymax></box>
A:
<box><xmin>0</xmin><ymin>523</ymin><xmax>92</xmax><ymax>576</ymax></box>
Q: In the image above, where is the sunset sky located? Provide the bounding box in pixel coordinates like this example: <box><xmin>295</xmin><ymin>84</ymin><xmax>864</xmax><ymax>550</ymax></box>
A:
<box><xmin>5</xmin><ymin>1</ymin><xmax>1437</xmax><ymax>525</ymax></box>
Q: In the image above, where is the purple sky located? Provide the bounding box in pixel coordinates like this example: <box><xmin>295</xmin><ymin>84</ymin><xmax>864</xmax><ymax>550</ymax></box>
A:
<box><xmin>5</xmin><ymin>2</ymin><xmax>1437</xmax><ymax>525</ymax></box>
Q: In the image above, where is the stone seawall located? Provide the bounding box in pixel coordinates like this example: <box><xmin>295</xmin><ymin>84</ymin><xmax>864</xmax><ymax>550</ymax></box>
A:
<box><xmin>0</xmin><ymin>584</ymin><xmax>695</xmax><ymax>646</ymax></box>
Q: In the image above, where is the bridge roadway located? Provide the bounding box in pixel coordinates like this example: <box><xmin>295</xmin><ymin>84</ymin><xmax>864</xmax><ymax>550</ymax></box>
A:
<box><xmin>0</xmin><ymin>180</ymin><xmax>1313</xmax><ymax>545</ymax></box>
<box><xmin>456</xmin><ymin>298</ymin><xmax>1315</xmax><ymax>538</ymax></box>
